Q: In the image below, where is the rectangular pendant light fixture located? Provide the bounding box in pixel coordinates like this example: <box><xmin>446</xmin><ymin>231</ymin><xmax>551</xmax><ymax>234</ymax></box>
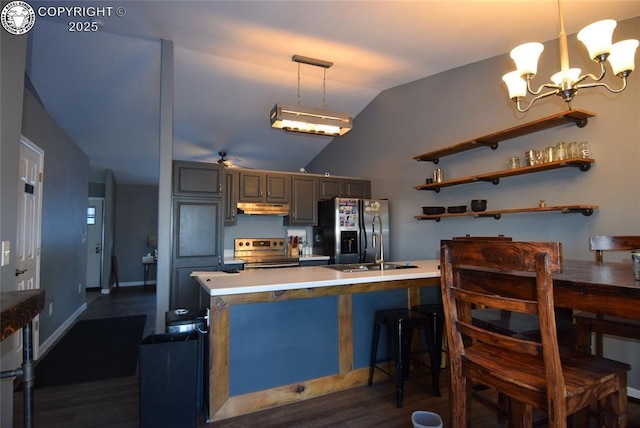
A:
<box><xmin>270</xmin><ymin>55</ymin><xmax>353</xmax><ymax>137</ymax></box>
<box><xmin>270</xmin><ymin>103</ymin><xmax>353</xmax><ymax>136</ymax></box>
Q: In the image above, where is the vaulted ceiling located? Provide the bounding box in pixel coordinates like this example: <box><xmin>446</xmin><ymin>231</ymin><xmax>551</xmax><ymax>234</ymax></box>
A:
<box><xmin>25</xmin><ymin>1</ymin><xmax>640</xmax><ymax>185</ymax></box>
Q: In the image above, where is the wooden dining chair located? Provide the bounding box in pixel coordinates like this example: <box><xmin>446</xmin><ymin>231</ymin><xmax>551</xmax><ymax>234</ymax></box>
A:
<box><xmin>441</xmin><ymin>239</ymin><xmax>630</xmax><ymax>427</ymax></box>
<box><xmin>453</xmin><ymin>236</ymin><xmax>575</xmax><ymax>347</ymax></box>
<box><xmin>575</xmin><ymin>236</ymin><xmax>640</xmax><ymax>356</ymax></box>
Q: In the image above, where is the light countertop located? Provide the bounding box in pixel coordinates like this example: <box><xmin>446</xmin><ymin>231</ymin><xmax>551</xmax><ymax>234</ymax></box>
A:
<box><xmin>192</xmin><ymin>259</ymin><xmax>440</xmax><ymax>296</ymax></box>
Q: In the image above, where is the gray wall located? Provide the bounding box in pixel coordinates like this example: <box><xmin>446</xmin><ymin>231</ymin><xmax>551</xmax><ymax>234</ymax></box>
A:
<box><xmin>0</xmin><ymin>33</ymin><xmax>90</xmax><ymax>427</ymax></box>
<box><xmin>0</xmin><ymin>22</ymin><xmax>28</xmax><ymax>427</ymax></box>
<box><xmin>22</xmin><ymin>88</ymin><xmax>90</xmax><ymax>341</ymax></box>
<box><xmin>308</xmin><ymin>16</ymin><xmax>640</xmax><ymax>390</ymax></box>
<box><xmin>115</xmin><ymin>184</ymin><xmax>159</xmax><ymax>283</ymax></box>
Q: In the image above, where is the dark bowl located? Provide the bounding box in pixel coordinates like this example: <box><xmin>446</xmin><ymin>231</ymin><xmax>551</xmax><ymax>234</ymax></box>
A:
<box><xmin>471</xmin><ymin>199</ymin><xmax>487</xmax><ymax>212</ymax></box>
<box><xmin>447</xmin><ymin>205</ymin><xmax>467</xmax><ymax>214</ymax></box>
<box><xmin>422</xmin><ymin>206</ymin><xmax>446</xmax><ymax>215</ymax></box>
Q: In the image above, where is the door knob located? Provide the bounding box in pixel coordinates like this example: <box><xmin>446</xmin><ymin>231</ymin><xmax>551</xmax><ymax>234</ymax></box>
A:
<box><xmin>15</xmin><ymin>268</ymin><xmax>27</xmax><ymax>276</ymax></box>
<box><xmin>95</xmin><ymin>245</ymin><xmax>101</xmax><ymax>254</ymax></box>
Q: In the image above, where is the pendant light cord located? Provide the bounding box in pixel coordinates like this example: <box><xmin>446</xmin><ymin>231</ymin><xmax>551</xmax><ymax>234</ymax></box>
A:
<box><xmin>296</xmin><ymin>60</ymin><xmax>328</xmax><ymax>109</ymax></box>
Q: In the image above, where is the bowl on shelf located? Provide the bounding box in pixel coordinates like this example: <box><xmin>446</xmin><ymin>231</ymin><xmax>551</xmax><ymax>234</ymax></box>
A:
<box><xmin>447</xmin><ymin>205</ymin><xmax>467</xmax><ymax>214</ymax></box>
<box><xmin>422</xmin><ymin>206</ymin><xmax>446</xmax><ymax>215</ymax></box>
<box><xmin>471</xmin><ymin>199</ymin><xmax>487</xmax><ymax>212</ymax></box>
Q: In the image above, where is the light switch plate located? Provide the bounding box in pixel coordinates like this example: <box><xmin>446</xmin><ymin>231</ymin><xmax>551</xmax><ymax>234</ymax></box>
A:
<box><xmin>1</xmin><ymin>241</ymin><xmax>9</xmax><ymax>266</ymax></box>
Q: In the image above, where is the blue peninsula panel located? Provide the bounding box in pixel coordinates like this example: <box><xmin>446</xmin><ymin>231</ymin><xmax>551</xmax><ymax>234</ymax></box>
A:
<box><xmin>229</xmin><ymin>296</ymin><xmax>339</xmax><ymax>396</ymax></box>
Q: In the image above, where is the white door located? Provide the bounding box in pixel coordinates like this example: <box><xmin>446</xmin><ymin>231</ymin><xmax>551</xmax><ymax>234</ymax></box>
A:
<box><xmin>15</xmin><ymin>138</ymin><xmax>44</xmax><ymax>359</ymax></box>
<box><xmin>86</xmin><ymin>198</ymin><xmax>104</xmax><ymax>289</ymax></box>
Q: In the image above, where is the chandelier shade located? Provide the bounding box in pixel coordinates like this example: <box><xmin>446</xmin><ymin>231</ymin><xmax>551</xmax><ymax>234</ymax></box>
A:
<box><xmin>577</xmin><ymin>19</ymin><xmax>616</xmax><ymax>60</ymax></box>
<box><xmin>609</xmin><ymin>40</ymin><xmax>639</xmax><ymax>75</ymax></box>
<box><xmin>510</xmin><ymin>42</ymin><xmax>544</xmax><ymax>77</ymax></box>
<box><xmin>502</xmin><ymin>0</ymin><xmax>638</xmax><ymax>113</ymax></box>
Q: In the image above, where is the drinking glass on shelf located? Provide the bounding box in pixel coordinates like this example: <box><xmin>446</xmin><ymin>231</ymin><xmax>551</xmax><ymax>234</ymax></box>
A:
<box><xmin>579</xmin><ymin>141</ymin><xmax>590</xmax><ymax>158</ymax></box>
<box><xmin>544</xmin><ymin>146</ymin><xmax>556</xmax><ymax>163</ymax></box>
<box><xmin>556</xmin><ymin>142</ymin><xmax>567</xmax><ymax>160</ymax></box>
<box><xmin>567</xmin><ymin>141</ymin><xmax>579</xmax><ymax>158</ymax></box>
<box><xmin>507</xmin><ymin>156</ymin><xmax>520</xmax><ymax>169</ymax></box>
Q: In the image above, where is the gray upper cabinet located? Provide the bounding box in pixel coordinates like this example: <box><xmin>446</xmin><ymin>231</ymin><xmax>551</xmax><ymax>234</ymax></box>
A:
<box><xmin>318</xmin><ymin>177</ymin><xmax>371</xmax><ymax>200</ymax></box>
<box><xmin>173</xmin><ymin>160</ymin><xmax>223</xmax><ymax>197</ymax></box>
<box><xmin>286</xmin><ymin>175</ymin><xmax>318</xmax><ymax>225</ymax></box>
<box><xmin>239</xmin><ymin>171</ymin><xmax>290</xmax><ymax>203</ymax></box>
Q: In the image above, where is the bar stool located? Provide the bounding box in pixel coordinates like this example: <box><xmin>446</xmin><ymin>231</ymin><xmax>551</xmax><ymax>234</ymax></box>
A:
<box><xmin>367</xmin><ymin>308</ymin><xmax>428</xmax><ymax>408</ymax></box>
<box><xmin>411</xmin><ymin>303</ymin><xmax>444</xmax><ymax>397</ymax></box>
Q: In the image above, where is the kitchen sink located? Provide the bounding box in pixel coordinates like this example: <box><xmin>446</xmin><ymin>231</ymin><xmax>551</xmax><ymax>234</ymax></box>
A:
<box><xmin>323</xmin><ymin>263</ymin><xmax>418</xmax><ymax>272</ymax></box>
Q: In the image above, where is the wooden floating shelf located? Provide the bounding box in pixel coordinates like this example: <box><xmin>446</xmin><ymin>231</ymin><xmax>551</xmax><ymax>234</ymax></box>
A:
<box><xmin>414</xmin><ymin>205</ymin><xmax>598</xmax><ymax>221</ymax></box>
<box><xmin>413</xmin><ymin>109</ymin><xmax>595</xmax><ymax>164</ymax></box>
<box><xmin>414</xmin><ymin>158</ymin><xmax>594</xmax><ymax>192</ymax></box>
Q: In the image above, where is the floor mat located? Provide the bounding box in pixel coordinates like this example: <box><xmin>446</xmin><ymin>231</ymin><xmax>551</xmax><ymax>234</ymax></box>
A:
<box><xmin>34</xmin><ymin>315</ymin><xmax>146</xmax><ymax>388</ymax></box>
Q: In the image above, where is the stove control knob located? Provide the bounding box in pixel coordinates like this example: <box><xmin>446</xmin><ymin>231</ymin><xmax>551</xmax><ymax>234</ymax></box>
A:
<box><xmin>245</xmin><ymin>241</ymin><xmax>251</xmax><ymax>247</ymax></box>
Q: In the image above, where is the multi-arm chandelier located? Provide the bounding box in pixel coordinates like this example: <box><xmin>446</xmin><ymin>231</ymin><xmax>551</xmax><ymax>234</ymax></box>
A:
<box><xmin>502</xmin><ymin>0</ymin><xmax>638</xmax><ymax>113</ymax></box>
<box><xmin>270</xmin><ymin>55</ymin><xmax>353</xmax><ymax>137</ymax></box>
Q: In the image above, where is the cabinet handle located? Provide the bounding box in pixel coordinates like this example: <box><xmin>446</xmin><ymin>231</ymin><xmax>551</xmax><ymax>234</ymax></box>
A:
<box><xmin>218</xmin><ymin>183</ymin><xmax>222</xmax><ymax>193</ymax></box>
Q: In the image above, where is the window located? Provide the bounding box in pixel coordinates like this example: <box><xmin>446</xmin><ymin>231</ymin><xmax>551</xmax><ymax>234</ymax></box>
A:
<box><xmin>87</xmin><ymin>206</ymin><xmax>96</xmax><ymax>225</ymax></box>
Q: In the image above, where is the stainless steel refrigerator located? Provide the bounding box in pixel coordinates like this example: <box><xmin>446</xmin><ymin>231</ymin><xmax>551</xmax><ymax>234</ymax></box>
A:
<box><xmin>314</xmin><ymin>198</ymin><xmax>389</xmax><ymax>264</ymax></box>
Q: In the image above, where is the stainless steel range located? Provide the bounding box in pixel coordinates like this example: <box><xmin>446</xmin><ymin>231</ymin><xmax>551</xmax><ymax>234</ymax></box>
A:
<box><xmin>234</xmin><ymin>238</ymin><xmax>300</xmax><ymax>269</ymax></box>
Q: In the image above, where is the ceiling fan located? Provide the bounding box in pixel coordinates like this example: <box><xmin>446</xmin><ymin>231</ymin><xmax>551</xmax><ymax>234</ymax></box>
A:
<box><xmin>217</xmin><ymin>151</ymin><xmax>238</xmax><ymax>168</ymax></box>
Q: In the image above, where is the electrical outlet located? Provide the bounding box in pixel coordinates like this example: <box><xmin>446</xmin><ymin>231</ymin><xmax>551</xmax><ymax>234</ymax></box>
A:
<box><xmin>49</xmin><ymin>302</ymin><xmax>53</xmax><ymax>316</ymax></box>
<box><xmin>1</xmin><ymin>241</ymin><xmax>10</xmax><ymax>266</ymax></box>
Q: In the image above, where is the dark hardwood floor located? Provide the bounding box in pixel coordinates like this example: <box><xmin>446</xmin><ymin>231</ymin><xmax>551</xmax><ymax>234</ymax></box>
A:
<box><xmin>13</xmin><ymin>286</ymin><xmax>640</xmax><ymax>427</ymax></box>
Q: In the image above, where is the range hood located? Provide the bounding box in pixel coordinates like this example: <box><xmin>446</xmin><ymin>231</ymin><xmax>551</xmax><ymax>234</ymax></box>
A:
<box><xmin>236</xmin><ymin>202</ymin><xmax>290</xmax><ymax>216</ymax></box>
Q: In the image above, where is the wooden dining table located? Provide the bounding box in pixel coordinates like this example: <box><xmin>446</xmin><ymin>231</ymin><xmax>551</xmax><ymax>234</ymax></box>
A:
<box><xmin>552</xmin><ymin>260</ymin><xmax>640</xmax><ymax>320</ymax></box>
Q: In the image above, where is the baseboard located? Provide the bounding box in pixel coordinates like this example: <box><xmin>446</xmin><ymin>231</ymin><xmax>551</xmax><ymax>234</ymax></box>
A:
<box><xmin>629</xmin><ymin>386</ymin><xmax>640</xmax><ymax>400</ymax></box>
<box><xmin>118</xmin><ymin>280</ymin><xmax>156</xmax><ymax>287</ymax></box>
<box><xmin>37</xmin><ymin>302</ymin><xmax>87</xmax><ymax>360</ymax></box>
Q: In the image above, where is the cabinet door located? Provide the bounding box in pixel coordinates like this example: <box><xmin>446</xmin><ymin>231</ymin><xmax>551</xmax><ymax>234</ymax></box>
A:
<box><xmin>288</xmin><ymin>176</ymin><xmax>317</xmax><ymax>225</ymax></box>
<box><xmin>238</xmin><ymin>171</ymin><xmax>264</xmax><ymax>202</ymax></box>
<box><xmin>343</xmin><ymin>179</ymin><xmax>370</xmax><ymax>198</ymax></box>
<box><xmin>172</xmin><ymin>198</ymin><xmax>222</xmax><ymax>308</ymax></box>
<box><xmin>318</xmin><ymin>177</ymin><xmax>342</xmax><ymax>200</ymax></box>
<box><xmin>173</xmin><ymin>161</ymin><xmax>222</xmax><ymax>197</ymax></box>
<box><xmin>224</xmin><ymin>170</ymin><xmax>238</xmax><ymax>225</ymax></box>
<box><xmin>172</xmin><ymin>267</ymin><xmax>214</xmax><ymax>310</ymax></box>
<box><xmin>266</xmin><ymin>173</ymin><xmax>290</xmax><ymax>203</ymax></box>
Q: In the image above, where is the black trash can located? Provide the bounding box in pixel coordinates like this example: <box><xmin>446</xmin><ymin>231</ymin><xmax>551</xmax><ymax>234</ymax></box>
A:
<box><xmin>165</xmin><ymin>308</ymin><xmax>209</xmax><ymax>416</ymax></box>
<box><xmin>139</xmin><ymin>331</ymin><xmax>199</xmax><ymax>428</ymax></box>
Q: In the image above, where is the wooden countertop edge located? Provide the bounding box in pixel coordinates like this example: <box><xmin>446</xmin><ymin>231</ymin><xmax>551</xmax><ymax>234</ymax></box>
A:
<box><xmin>1</xmin><ymin>289</ymin><xmax>45</xmax><ymax>341</ymax></box>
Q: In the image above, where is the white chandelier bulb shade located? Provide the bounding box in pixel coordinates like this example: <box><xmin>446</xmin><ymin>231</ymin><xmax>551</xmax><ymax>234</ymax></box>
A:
<box><xmin>550</xmin><ymin>68</ymin><xmax>582</xmax><ymax>85</ymax></box>
<box><xmin>510</xmin><ymin>42</ymin><xmax>544</xmax><ymax>76</ymax></box>
<box><xmin>502</xmin><ymin>71</ymin><xmax>527</xmax><ymax>99</ymax></box>
<box><xmin>608</xmin><ymin>39</ymin><xmax>639</xmax><ymax>75</ymax></box>
<box><xmin>577</xmin><ymin>19</ymin><xmax>617</xmax><ymax>60</ymax></box>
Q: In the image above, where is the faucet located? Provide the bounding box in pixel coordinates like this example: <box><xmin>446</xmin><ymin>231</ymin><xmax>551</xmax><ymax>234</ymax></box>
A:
<box><xmin>372</xmin><ymin>214</ymin><xmax>384</xmax><ymax>269</ymax></box>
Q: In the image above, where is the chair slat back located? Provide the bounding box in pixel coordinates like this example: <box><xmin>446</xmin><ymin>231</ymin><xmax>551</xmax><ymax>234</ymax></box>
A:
<box><xmin>589</xmin><ymin>235</ymin><xmax>640</xmax><ymax>262</ymax></box>
<box><xmin>441</xmin><ymin>240</ymin><xmax>565</xmax><ymax>410</ymax></box>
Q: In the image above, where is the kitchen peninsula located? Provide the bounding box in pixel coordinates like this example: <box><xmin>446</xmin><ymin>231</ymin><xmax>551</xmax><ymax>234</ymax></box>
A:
<box><xmin>192</xmin><ymin>260</ymin><xmax>441</xmax><ymax>422</ymax></box>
